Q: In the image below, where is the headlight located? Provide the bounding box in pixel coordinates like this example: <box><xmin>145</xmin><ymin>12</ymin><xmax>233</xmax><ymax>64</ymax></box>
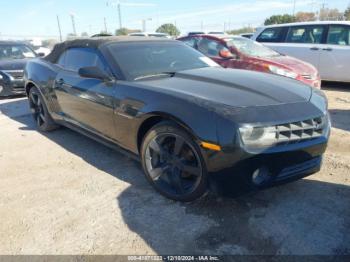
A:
<box><xmin>268</xmin><ymin>65</ymin><xmax>298</xmax><ymax>79</ymax></box>
<box><xmin>239</xmin><ymin>125</ymin><xmax>277</xmax><ymax>147</ymax></box>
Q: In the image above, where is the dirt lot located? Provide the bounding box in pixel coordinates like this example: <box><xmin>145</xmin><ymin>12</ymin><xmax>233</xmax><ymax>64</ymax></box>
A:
<box><xmin>0</xmin><ymin>83</ymin><xmax>349</xmax><ymax>255</ymax></box>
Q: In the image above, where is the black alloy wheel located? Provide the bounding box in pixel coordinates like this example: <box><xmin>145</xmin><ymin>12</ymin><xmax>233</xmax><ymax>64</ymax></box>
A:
<box><xmin>141</xmin><ymin>122</ymin><xmax>208</xmax><ymax>201</ymax></box>
<box><xmin>28</xmin><ymin>87</ymin><xmax>58</xmax><ymax>131</ymax></box>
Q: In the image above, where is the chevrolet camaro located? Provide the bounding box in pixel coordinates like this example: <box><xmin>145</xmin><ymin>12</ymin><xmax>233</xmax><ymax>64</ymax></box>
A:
<box><xmin>24</xmin><ymin>37</ymin><xmax>330</xmax><ymax>201</ymax></box>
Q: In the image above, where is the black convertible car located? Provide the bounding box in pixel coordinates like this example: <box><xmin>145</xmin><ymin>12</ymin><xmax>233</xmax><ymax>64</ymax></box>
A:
<box><xmin>0</xmin><ymin>41</ymin><xmax>41</xmax><ymax>97</ymax></box>
<box><xmin>24</xmin><ymin>37</ymin><xmax>330</xmax><ymax>201</ymax></box>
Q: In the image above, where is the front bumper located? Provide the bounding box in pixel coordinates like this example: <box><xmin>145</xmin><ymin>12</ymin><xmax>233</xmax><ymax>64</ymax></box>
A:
<box><xmin>0</xmin><ymin>72</ymin><xmax>25</xmax><ymax>96</ymax></box>
<box><xmin>206</xmin><ymin>136</ymin><xmax>328</xmax><ymax>196</ymax></box>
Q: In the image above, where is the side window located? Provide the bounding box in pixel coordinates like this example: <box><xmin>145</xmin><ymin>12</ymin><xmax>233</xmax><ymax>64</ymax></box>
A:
<box><xmin>286</xmin><ymin>26</ymin><xmax>325</xmax><ymax>43</ymax></box>
<box><xmin>181</xmin><ymin>37</ymin><xmax>197</xmax><ymax>48</ymax></box>
<box><xmin>327</xmin><ymin>25</ymin><xmax>350</xmax><ymax>46</ymax></box>
<box><xmin>57</xmin><ymin>52</ymin><xmax>66</xmax><ymax>67</ymax></box>
<box><xmin>197</xmin><ymin>38</ymin><xmax>228</xmax><ymax>57</ymax></box>
<box><xmin>64</xmin><ymin>48</ymin><xmax>105</xmax><ymax>72</ymax></box>
<box><xmin>257</xmin><ymin>27</ymin><xmax>287</xmax><ymax>42</ymax></box>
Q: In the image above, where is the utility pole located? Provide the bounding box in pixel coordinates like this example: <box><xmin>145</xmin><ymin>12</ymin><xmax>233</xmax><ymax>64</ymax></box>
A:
<box><xmin>142</xmin><ymin>19</ymin><xmax>146</xmax><ymax>32</ymax></box>
<box><xmin>174</xmin><ymin>20</ymin><xmax>178</xmax><ymax>37</ymax></box>
<box><xmin>292</xmin><ymin>0</ymin><xmax>296</xmax><ymax>16</ymax></box>
<box><xmin>320</xmin><ymin>1</ymin><xmax>328</xmax><ymax>20</ymax></box>
<box><xmin>70</xmin><ymin>14</ymin><xmax>77</xmax><ymax>36</ymax></box>
<box><xmin>142</xmin><ymin>18</ymin><xmax>152</xmax><ymax>32</ymax></box>
<box><xmin>56</xmin><ymin>15</ymin><xmax>63</xmax><ymax>41</ymax></box>
<box><xmin>104</xmin><ymin>17</ymin><xmax>108</xmax><ymax>32</ymax></box>
<box><xmin>117</xmin><ymin>3</ymin><xmax>122</xmax><ymax>29</ymax></box>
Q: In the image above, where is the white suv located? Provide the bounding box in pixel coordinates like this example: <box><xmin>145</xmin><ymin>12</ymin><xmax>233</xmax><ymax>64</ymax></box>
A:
<box><xmin>252</xmin><ymin>21</ymin><xmax>350</xmax><ymax>82</ymax></box>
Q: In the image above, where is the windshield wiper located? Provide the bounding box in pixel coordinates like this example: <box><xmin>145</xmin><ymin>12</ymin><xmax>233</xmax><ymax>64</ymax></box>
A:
<box><xmin>134</xmin><ymin>72</ymin><xmax>176</xmax><ymax>81</ymax></box>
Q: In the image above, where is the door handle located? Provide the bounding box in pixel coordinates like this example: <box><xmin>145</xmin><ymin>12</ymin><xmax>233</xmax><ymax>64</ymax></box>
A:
<box><xmin>322</xmin><ymin>48</ymin><xmax>332</xmax><ymax>51</ymax></box>
<box><xmin>310</xmin><ymin>47</ymin><xmax>319</xmax><ymax>51</ymax></box>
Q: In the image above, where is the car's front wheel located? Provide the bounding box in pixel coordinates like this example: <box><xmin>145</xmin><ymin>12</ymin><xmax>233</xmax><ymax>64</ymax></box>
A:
<box><xmin>28</xmin><ymin>86</ymin><xmax>58</xmax><ymax>132</ymax></box>
<box><xmin>141</xmin><ymin>121</ymin><xmax>208</xmax><ymax>202</ymax></box>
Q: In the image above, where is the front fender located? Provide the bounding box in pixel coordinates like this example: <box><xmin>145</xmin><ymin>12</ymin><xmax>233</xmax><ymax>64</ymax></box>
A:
<box><xmin>113</xmin><ymin>82</ymin><xmax>219</xmax><ymax>154</ymax></box>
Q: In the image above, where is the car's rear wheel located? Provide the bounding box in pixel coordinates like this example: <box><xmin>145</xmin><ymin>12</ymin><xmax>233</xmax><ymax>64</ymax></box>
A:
<box><xmin>141</xmin><ymin>121</ymin><xmax>208</xmax><ymax>202</ymax></box>
<box><xmin>28</xmin><ymin>86</ymin><xmax>58</xmax><ymax>132</ymax></box>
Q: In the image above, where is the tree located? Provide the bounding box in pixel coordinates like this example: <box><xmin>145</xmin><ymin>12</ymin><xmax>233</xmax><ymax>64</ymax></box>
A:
<box><xmin>115</xmin><ymin>28</ymin><xmax>129</xmax><ymax>36</ymax></box>
<box><xmin>115</xmin><ymin>28</ymin><xmax>141</xmax><ymax>36</ymax></box>
<box><xmin>226</xmin><ymin>26</ymin><xmax>255</xmax><ymax>35</ymax></box>
<box><xmin>156</xmin><ymin>23</ymin><xmax>180</xmax><ymax>36</ymax></box>
<box><xmin>295</xmin><ymin>12</ymin><xmax>316</xmax><ymax>22</ymax></box>
<box><xmin>319</xmin><ymin>8</ymin><xmax>343</xmax><ymax>21</ymax></box>
<box><xmin>264</xmin><ymin>14</ymin><xmax>296</xmax><ymax>25</ymax></box>
<box><xmin>344</xmin><ymin>6</ymin><xmax>350</xmax><ymax>20</ymax></box>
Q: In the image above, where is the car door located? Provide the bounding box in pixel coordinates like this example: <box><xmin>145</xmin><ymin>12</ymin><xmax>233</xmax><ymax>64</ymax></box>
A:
<box><xmin>257</xmin><ymin>25</ymin><xmax>326</xmax><ymax>71</ymax></box>
<box><xmin>318</xmin><ymin>24</ymin><xmax>350</xmax><ymax>82</ymax></box>
<box><xmin>54</xmin><ymin>47</ymin><xmax>117</xmax><ymax>140</ymax></box>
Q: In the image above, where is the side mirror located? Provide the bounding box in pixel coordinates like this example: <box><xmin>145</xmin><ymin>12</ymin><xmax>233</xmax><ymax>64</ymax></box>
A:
<box><xmin>78</xmin><ymin>66</ymin><xmax>112</xmax><ymax>82</ymax></box>
<box><xmin>219</xmin><ymin>49</ymin><xmax>237</xmax><ymax>59</ymax></box>
<box><xmin>37</xmin><ymin>52</ymin><xmax>46</xmax><ymax>57</ymax></box>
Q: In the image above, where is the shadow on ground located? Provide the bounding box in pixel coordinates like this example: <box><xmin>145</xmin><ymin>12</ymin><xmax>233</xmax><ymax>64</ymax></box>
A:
<box><xmin>329</xmin><ymin>109</ymin><xmax>350</xmax><ymax>132</ymax></box>
<box><xmin>322</xmin><ymin>81</ymin><xmax>350</xmax><ymax>91</ymax></box>
<box><xmin>1</xmin><ymin>98</ymin><xmax>350</xmax><ymax>255</ymax></box>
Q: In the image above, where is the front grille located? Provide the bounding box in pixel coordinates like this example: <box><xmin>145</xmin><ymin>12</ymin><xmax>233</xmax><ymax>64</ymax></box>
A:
<box><xmin>3</xmin><ymin>70</ymin><xmax>24</xmax><ymax>80</ymax></box>
<box><xmin>275</xmin><ymin>116</ymin><xmax>326</xmax><ymax>144</ymax></box>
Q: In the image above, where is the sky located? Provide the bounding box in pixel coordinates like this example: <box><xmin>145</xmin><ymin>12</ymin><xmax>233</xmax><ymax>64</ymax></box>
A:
<box><xmin>0</xmin><ymin>0</ymin><xmax>348</xmax><ymax>40</ymax></box>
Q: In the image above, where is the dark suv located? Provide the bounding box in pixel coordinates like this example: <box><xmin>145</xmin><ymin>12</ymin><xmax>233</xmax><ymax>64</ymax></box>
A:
<box><xmin>0</xmin><ymin>41</ymin><xmax>39</xmax><ymax>97</ymax></box>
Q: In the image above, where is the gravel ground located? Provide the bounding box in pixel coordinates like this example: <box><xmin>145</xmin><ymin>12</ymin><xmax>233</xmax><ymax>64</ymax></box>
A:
<box><xmin>0</xmin><ymin>83</ymin><xmax>349</xmax><ymax>255</ymax></box>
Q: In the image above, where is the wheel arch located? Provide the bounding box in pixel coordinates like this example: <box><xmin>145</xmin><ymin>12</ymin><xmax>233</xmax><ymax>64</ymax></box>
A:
<box><xmin>136</xmin><ymin>112</ymin><xmax>201</xmax><ymax>153</ymax></box>
<box><xmin>25</xmin><ymin>81</ymin><xmax>37</xmax><ymax>96</ymax></box>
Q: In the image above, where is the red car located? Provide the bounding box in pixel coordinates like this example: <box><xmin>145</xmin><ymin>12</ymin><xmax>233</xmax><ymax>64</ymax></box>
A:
<box><xmin>177</xmin><ymin>34</ymin><xmax>321</xmax><ymax>88</ymax></box>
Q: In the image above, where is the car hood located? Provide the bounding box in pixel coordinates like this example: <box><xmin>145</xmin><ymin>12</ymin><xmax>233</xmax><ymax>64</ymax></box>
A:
<box><xmin>138</xmin><ymin>67</ymin><xmax>312</xmax><ymax>108</ymax></box>
<box><xmin>0</xmin><ymin>59</ymin><xmax>28</xmax><ymax>71</ymax></box>
<box><xmin>258</xmin><ymin>55</ymin><xmax>318</xmax><ymax>76</ymax></box>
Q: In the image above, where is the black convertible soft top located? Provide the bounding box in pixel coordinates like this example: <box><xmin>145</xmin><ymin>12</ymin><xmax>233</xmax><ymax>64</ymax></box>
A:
<box><xmin>45</xmin><ymin>36</ymin><xmax>173</xmax><ymax>63</ymax></box>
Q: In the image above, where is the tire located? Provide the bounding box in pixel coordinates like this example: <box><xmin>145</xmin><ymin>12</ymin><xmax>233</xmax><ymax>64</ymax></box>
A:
<box><xmin>141</xmin><ymin>121</ymin><xmax>208</xmax><ymax>202</ymax></box>
<box><xmin>28</xmin><ymin>86</ymin><xmax>59</xmax><ymax>132</ymax></box>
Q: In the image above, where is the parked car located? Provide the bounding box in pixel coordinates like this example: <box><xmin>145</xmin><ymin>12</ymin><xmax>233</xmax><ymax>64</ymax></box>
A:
<box><xmin>91</xmin><ymin>33</ymin><xmax>113</xmax><ymax>38</ymax></box>
<box><xmin>178</xmin><ymin>34</ymin><xmax>321</xmax><ymax>88</ymax></box>
<box><xmin>251</xmin><ymin>21</ymin><xmax>350</xmax><ymax>82</ymax></box>
<box><xmin>27</xmin><ymin>38</ymin><xmax>51</xmax><ymax>56</ymax></box>
<box><xmin>240</xmin><ymin>33</ymin><xmax>254</xmax><ymax>39</ymax></box>
<box><xmin>0</xmin><ymin>41</ymin><xmax>42</xmax><ymax>97</ymax></box>
<box><xmin>186</xmin><ymin>31</ymin><xmax>206</xmax><ymax>36</ymax></box>
<box><xmin>208</xmin><ymin>32</ymin><xmax>226</xmax><ymax>35</ymax></box>
<box><xmin>128</xmin><ymin>32</ymin><xmax>171</xmax><ymax>38</ymax></box>
<box><xmin>24</xmin><ymin>37</ymin><xmax>330</xmax><ymax>201</ymax></box>
<box><xmin>186</xmin><ymin>32</ymin><xmax>226</xmax><ymax>36</ymax></box>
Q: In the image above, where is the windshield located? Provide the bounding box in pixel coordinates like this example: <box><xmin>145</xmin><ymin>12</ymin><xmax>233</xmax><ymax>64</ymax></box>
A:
<box><xmin>0</xmin><ymin>44</ymin><xmax>36</xmax><ymax>60</ymax></box>
<box><xmin>226</xmin><ymin>37</ymin><xmax>280</xmax><ymax>58</ymax></box>
<box><xmin>107</xmin><ymin>42</ymin><xmax>219</xmax><ymax>80</ymax></box>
